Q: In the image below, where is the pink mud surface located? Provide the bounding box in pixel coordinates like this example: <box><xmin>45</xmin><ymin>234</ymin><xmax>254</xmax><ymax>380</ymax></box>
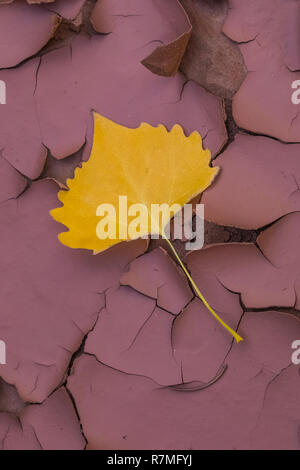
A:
<box><xmin>0</xmin><ymin>0</ymin><xmax>299</xmax><ymax>450</ymax></box>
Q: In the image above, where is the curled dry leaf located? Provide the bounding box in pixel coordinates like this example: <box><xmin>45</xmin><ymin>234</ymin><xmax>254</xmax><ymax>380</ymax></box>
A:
<box><xmin>141</xmin><ymin>0</ymin><xmax>192</xmax><ymax>77</ymax></box>
<box><xmin>180</xmin><ymin>0</ymin><xmax>247</xmax><ymax>98</ymax></box>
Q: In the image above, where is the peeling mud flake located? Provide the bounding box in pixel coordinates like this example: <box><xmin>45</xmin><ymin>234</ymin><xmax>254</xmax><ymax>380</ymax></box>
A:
<box><xmin>0</xmin><ymin>59</ymin><xmax>47</xmax><ymax>179</ymax></box>
<box><xmin>0</xmin><ymin>153</ymin><xmax>27</xmax><ymax>203</ymax></box>
<box><xmin>202</xmin><ymin>134</ymin><xmax>300</xmax><ymax>229</ymax></box>
<box><xmin>120</xmin><ymin>247</ymin><xmax>193</xmax><ymax>315</ymax></box>
<box><xmin>44</xmin><ymin>0</ymin><xmax>86</xmax><ymax>21</ymax></box>
<box><xmin>0</xmin><ymin>387</ymin><xmax>85</xmax><ymax>450</ymax></box>
<box><xmin>187</xmin><ymin>241</ymin><xmax>293</xmax><ymax>311</ymax></box>
<box><xmin>0</xmin><ymin>1</ymin><xmax>60</xmax><ymax>69</ymax></box>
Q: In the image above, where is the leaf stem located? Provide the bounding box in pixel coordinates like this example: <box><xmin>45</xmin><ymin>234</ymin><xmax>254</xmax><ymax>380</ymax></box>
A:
<box><xmin>161</xmin><ymin>231</ymin><xmax>243</xmax><ymax>343</ymax></box>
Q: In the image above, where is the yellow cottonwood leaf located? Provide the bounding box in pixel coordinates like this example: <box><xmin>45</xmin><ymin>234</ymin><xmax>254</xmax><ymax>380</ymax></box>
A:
<box><xmin>51</xmin><ymin>112</ymin><xmax>243</xmax><ymax>343</ymax></box>
<box><xmin>51</xmin><ymin>112</ymin><xmax>218</xmax><ymax>252</ymax></box>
